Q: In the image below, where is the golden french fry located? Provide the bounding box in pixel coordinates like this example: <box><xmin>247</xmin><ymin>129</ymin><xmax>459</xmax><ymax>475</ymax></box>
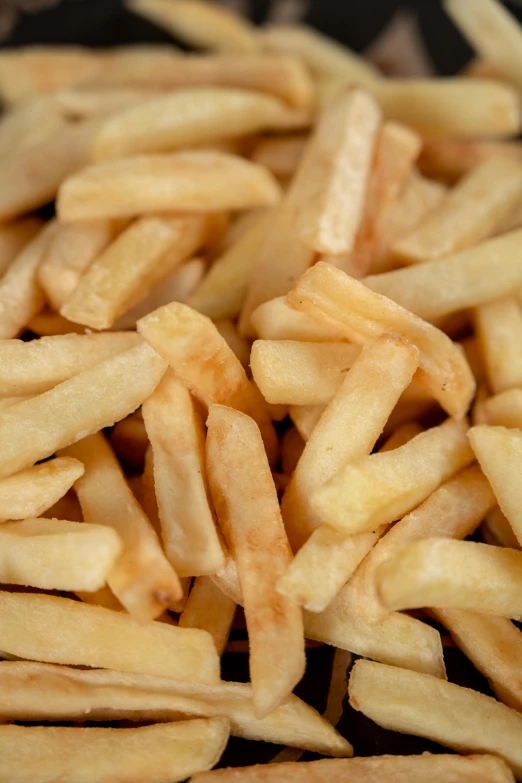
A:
<box><xmin>377</xmin><ymin>537</ymin><xmax>522</xmax><ymax>617</ymax></box>
<box><xmin>251</xmin><ymin>296</ymin><xmax>347</xmax><ymax>342</ymax></box>
<box><xmin>0</xmin><ymin>457</ymin><xmax>85</xmax><ymax>521</ymax></box>
<box><xmin>61</xmin><ymin>432</ymin><xmax>182</xmax><ymax>622</ymax></box>
<box><xmin>179</xmin><ymin>577</ymin><xmax>236</xmax><ymax>656</ymax></box>
<box><xmin>474</xmin><ymin>298</ymin><xmax>522</xmax><ymax>393</ymax></box>
<box><xmin>481</xmin><ymin>388</ymin><xmax>522</xmax><ymax>427</ymax></box>
<box><xmin>58</xmin><ymin>151</ymin><xmax>281</xmax><ymax>222</ymax></box>
<box><xmin>137</xmin><ymin>302</ymin><xmax>277</xmax><ymax>465</ymax></box>
<box><xmin>0</xmin><ymin>340</ymin><xmax>166</xmax><ymax>479</ymax></box>
<box><xmin>0</xmin><ymin>217</ymin><xmax>42</xmax><ymax>277</ymax></box>
<box><xmin>250</xmin><ymin>135</ymin><xmax>306</xmax><ymax>179</ymax></box>
<box><xmin>392</xmin><ymin>157</ymin><xmax>522</xmax><ymax>264</ymax></box>
<box><xmin>251</xmin><ymin>341</ymin><xmax>361</xmax><ymax>406</ymax></box>
<box><xmin>418</xmin><ymin>138</ymin><xmax>522</xmax><ymax>182</ymax></box>
<box><xmin>110</xmin><ymin>412</ymin><xmax>148</xmax><ymax>469</ymax></box>
<box><xmin>76</xmin><ymin>585</ymin><xmax>123</xmax><ymax>612</ymax></box>
<box><xmin>482</xmin><ymin>506</ymin><xmax>521</xmax><ymax>550</ymax></box>
<box><xmin>311</xmin><ymin>417</ymin><xmax>473</xmax><ymax>535</ymax></box>
<box><xmin>142</xmin><ymin>370</ymin><xmax>225</xmax><ymax>577</ymax></box>
<box><xmin>349</xmin><ymin>659</ymin><xmax>522</xmax><ymax>777</ymax></box>
<box><xmin>286</xmin><ymin>262</ymin><xmax>475</xmax><ymax>417</ymax></box>
<box><xmin>0</xmin><ymin>589</ymin><xmax>220</xmax><ymax>682</ymax></box>
<box><xmin>206</xmin><ymin>405</ymin><xmax>305</xmax><ymax>718</ymax></box>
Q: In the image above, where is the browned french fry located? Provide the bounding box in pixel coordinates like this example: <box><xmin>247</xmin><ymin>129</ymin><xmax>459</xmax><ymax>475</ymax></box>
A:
<box><xmin>250</xmin><ymin>135</ymin><xmax>307</xmax><ymax>179</ymax></box>
<box><xmin>0</xmin><ymin>217</ymin><xmax>42</xmax><ymax>277</ymax></box>
<box><xmin>474</xmin><ymin>298</ymin><xmax>522</xmax><ymax>393</ymax></box>
<box><xmin>142</xmin><ymin>370</ymin><xmax>225</xmax><ymax>577</ymax></box>
<box><xmin>251</xmin><ymin>296</ymin><xmax>347</xmax><ymax>342</ymax></box>
<box><xmin>0</xmin><ymin>457</ymin><xmax>85</xmax><ymax>522</ymax></box>
<box><xmin>286</xmin><ymin>261</ymin><xmax>475</xmax><ymax>418</ymax></box>
<box><xmin>206</xmin><ymin>405</ymin><xmax>305</xmax><ymax>718</ymax></box>
<box><xmin>27</xmin><ymin>310</ymin><xmax>86</xmax><ymax>336</ymax></box>
<box><xmin>418</xmin><ymin>138</ymin><xmax>522</xmax><ymax>182</ymax></box>
<box><xmin>481</xmin><ymin>388</ymin><xmax>522</xmax><ymax>427</ymax></box>
<box><xmin>179</xmin><ymin>577</ymin><xmax>236</xmax><ymax>656</ymax></box>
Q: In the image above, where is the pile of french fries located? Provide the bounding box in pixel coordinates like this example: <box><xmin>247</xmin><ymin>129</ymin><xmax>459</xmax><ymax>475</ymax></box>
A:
<box><xmin>3</xmin><ymin>0</ymin><xmax>522</xmax><ymax>780</ymax></box>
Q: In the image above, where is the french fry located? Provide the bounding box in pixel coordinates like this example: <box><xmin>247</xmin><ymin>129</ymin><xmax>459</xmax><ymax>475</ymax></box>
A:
<box><xmin>342</xmin><ymin>466</ymin><xmax>495</xmax><ymax>625</ymax></box>
<box><xmin>481</xmin><ymin>388</ymin><xmax>522</xmax><ymax>427</ymax></box>
<box><xmin>0</xmin><ymin>719</ymin><xmax>229</xmax><ymax>783</ymax></box>
<box><xmin>349</xmin><ymin>659</ymin><xmax>522</xmax><ymax>777</ymax></box>
<box><xmin>57</xmin><ymin>151</ymin><xmax>281</xmax><ymax>222</ymax></box>
<box><xmin>282</xmin><ymin>336</ymin><xmax>418</xmax><ymax>548</ymax></box>
<box><xmin>288</xmin><ymin>404</ymin><xmax>325</xmax><ymax>441</ymax></box>
<box><xmin>215</xmin><ymin>320</ymin><xmax>250</xmax><ymax>367</ymax></box>
<box><xmin>137</xmin><ymin>302</ymin><xmax>277</xmax><ymax>465</ymax></box>
<box><xmin>0</xmin><ymin>217</ymin><xmax>42</xmax><ymax>277</ymax></box>
<box><xmin>60</xmin><ymin>432</ymin><xmax>183</xmax><ymax>622</ymax></box>
<box><xmin>55</xmin><ymin>86</ymin><xmax>162</xmax><ymax>119</ymax></box>
<box><xmin>483</xmin><ymin>506</ymin><xmax>521</xmax><ymax>550</ymax></box>
<box><xmin>286</xmin><ymin>262</ymin><xmax>475</xmax><ymax>418</ymax></box>
<box><xmin>43</xmin><ymin>488</ymin><xmax>83</xmax><ymax>522</ymax></box>
<box><xmin>27</xmin><ymin>310</ymin><xmax>86</xmax><ymax>336</ymax></box>
<box><xmin>191</xmin><ymin>753</ymin><xmax>515</xmax><ymax>783</ymax></box>
<box><xmin>251</xmin><ymin>296</ymin><xmax>347</xmax><ymax>342</ymax></box>
<box><xmin>250</xmin><ymin>135</ymin><xmax>306</xmax><ymax>179</ymax></box>
<box><xmin>0</xmin><ymin>95</ymin><xmax>64</xmax><ymax>157</ymax></box>
<box><xmin>0</xmin><ymin>340</ymin><xmax>167</xmax><ymax>479</ymax></box>
<box><xmin>206</xmin><ymin>405</ymin><xmax>305</xmax><ymax>718</ymax></box>
<box><xmin>76</xmin><ymin>585</ymin><xmax>123</xmax><ymax>613</ymax></box>
<box><xmin>0</xmin><ymin>332</ymin><xmax>141</xmax><ymax>396</ymax></box>
<box><xmin>60</xmin><ymin>215</ymin><xmax>207</xmax><ymax>330</ymax></box>
<box><xmin>142</xmin><ymin>370</ymin><xmax>225</xmax><ymax>577</ymax></box>
<box><xmin>0</xmin><ymin>517</ymin><xmax>122</xmax><ymax>592</ymax></box>
<box><xmin>179</xmin><ymin>577</ymin><xmax>236</xmax><ymax>656</ymax></box>
<box><xmin>418</xmin><ymin>138</ymin><xmax>522</xmax><ymax>183</ymax></box>
<box><xmin>0</xmin><ymin>457</ymin><xmax>85</xmax><ymax>521</ymax></box>
<box><xmin>0</xmin><ymin>396</ymin><xmax>32</xmax><ymax>413</ymax></box>
<box><xmin>311</xmin><ymin>417</ymin><xmax>473</xmax><ymax>535</ymax></box>
<box><xmin>0</xmin><ymin>662</ymin><xmax>351</xmax><ymax>756</ymax></box>
<box><xmin>110</xmin><ymin>412</ymin><xmax>148</xmax><ymax>469</ymax></box>
<box><xmin>251</xmin><ymin>341</ymin><xmax>361</xmax><ymax>405</ymax></box>
<box><xmin>433</xmin><ymin>608</ymin><xmax>522</xmax><ymax>713</ymax></box>
<box><xmin>377</xmin><ymin>537</ymin><xmax>522</xmax><ymax>617</ymax></box>
<box><xmin>0</xmin><ymin>590</ymin><xmax>220</xmax><ymax>682</ymax></box>
<box><xmin>379</xmin><ymin>421</ymin><xmax>424</xmax><ymax>451</ymax></box>
<box><xmin>392</xmin><ymin>157</ymin><xmax>522</xmax><ymax>264</ymax></box>
<box><xmin>474</xmin><ymin>298</ymin><xmax>522</xmax><ymax>393</ymax></box>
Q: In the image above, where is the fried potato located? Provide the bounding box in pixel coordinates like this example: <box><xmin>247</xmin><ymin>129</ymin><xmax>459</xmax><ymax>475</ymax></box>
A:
<box><xmin>179</xmin><ymin>577</ymin><xmax>236</xmax><ymax>656</ymax></box>
<box><xmin>288</xmin><ymin>404</ymin><xmax>326</xmax><ymax>441</ymax></box>
<box><xmin>0</xmin><ymin>457</ymin><xmax>85</xmax><ymax>521</ymax></box>
<box><xmin>482</xmin><ymin>506</ymin><xmax>521</xmax><ymax>550</ymax></box>
<box><xmin>418</xmin><ymin>138</ymin><xmax>522</xmax><ymax>182</ymax></box>
<box><xmin>0</xmin><ymin>96</ymin><xmax>64</xmax><ymax>157</ymax></box>
<box><xmin>474</xmin><ymin>298</ymin><xmax>522</xmax><ymax>393</ymax></box>
<box><xmin>251</xmin><ymin>296</ymin><xmax>347</xmax><ymax>342</ymax></box>
<box><xmin>250</xmin><ymin>135</ymin><xmax>306</xmax><ymax>179</ymax></box>
<box><xmin>0</xmin><ymin>217</ymin><xmax>42</xmax><ymax>278</ymax></box>
<box><xmin>481</xmin><ymin>388</ymin><xmax>522</xmax><ymax>427</ymax></box>
<box><xmin>55</xmin><ymin>86</ymin><xmax>162</xmax><ymax>119</ymax></box>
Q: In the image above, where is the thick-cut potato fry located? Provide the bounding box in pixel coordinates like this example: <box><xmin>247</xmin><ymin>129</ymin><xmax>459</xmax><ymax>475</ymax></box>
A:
<box><xmin>481</xmin><ymin>388</ymin><xmax>522</xmax><ymax>427</ymax></box>
<box><xmin>0</xmin><ymin>332</ymin><xmax>141</xmax><ymax>396</ymax></box>
<box><xmin>0</xmin><ymin>340</ymin><xmax>166</xmax><ymax>479</ymax></box>
<box><xmin>312</xmin><ymin>417</ymin><xmax>473</xmax><ymax>534</ymax></box>
<box><xmin>38</xmin><ymin>219</ymin><xmax>121</xmax><ymax>311</ymax></box>
<box><xmin>0</xmin><ymin>396</ymin><xmax>31</xmax><ymax>412</ymax></box>
<box><xmin>418</xmin><ymin>138</ymin><xmax>522</xmax><ymax>182</ymax></box>
<box><xmin>61</xmin><ymin>432</ymin><xmax>182</xmax><ymax>622</ymax></box>
<box><xmin>58</xmin><ymin>151</ymin><xmax>281</xmax><ymax>222</ymax></box>
<box><xmin>251</xmin><ymin>341</ymin><xmax>361</xmax><ymax>406</ymax></box>
<box><xmin>392</xmin><ymin>157</ymin><xmax>522</xmax><ymax>264</ymax></box>
<box><xmin>27</xmin><ymin>310</ymin><xmax>86</xmax><ymax>336</ymax></box>
<box><xmin>0</xmin><ymin>217</ymin><xmax>42</xmax><ymax>278</ymax></box>
<box><xmin>142</xmin><ymin>371</ymin><xmax>225</xmax><ymax>577</ymax></box>
<box><xmin>0</xmin><ymin>457</ymin><xmax>85</xmax><ymax>522</ymax></box>
<box><xmin>93</xmin><ymin>89</ymin><xmax>310</xmax><ymax>160</ymax></box>
<box><xmin>0</xmin><ymin>662</ymin><xmax>351</xmax><ymax>756</ymax></box>
<box><xmin>282</xmin><ymin>336</ymin><xmax>418</xmax><ymax>547</ymax></box>
<box><xmin>138</xmin><ymin>302</ymin><xmax>277</xmax><ymax>465</ymax></box>
<box><xmin>77</xmin><ymin>585</ymin><xmax>123</xmax><ymax>612</ymax></box>
<box><xmin>379</xmin><ymin>421</ymin><xmax>424</xmax><ymax>451</ymax></box>
<box><xmin>179</xmin><ymin>577</ymin><xmax>236</xmax><ymax>656</ymax></box>
<box><xmin>251</xmin><ymin>296</ymin><xmax>347</xmax><ymax>342</ymax></box>
<box><xmin>0</xmin><ymin>590</ymin><xmax>220</xmax><ymax>682</ymax></box>
<box><xmin>343</xmin><ymin>466</ymin><xmax>494</xmax><ymax>624</ymax></box>
<box><xmin>474</xmin><ymin>298</ymin><xmax>522</xmax><ymax>393</ymax></box>
<box><xmin>377</xmin><ymin>537</ymin><xmax>522</xmax><ymax>617</ymax></box>
<box><xmin>0</xmin><ymin>221</ymin><xmax>57</xmax><ymax>340</ymax></box>
<box><xmin>207</xmin><ymin>406</ymin><xmax>304</xmax><ymax>717</ymax></box>
<box><xmin>0</xmin><ymin>517</ymin><xmax>121</xmax><ymax>592</ymax></box>
<box><xmin>61</xmin><ymin>215</ymin><xmax>207</xmax><ymax>330</ymax></box>
<box><xmin>250</xmin><ymin>135</ymin><xmax>306</xmax><ymax>179</ymax></box>
<box><xmin>192</xmin><ymin>754</ymin><xmax>515</xmax><ymax>783</ymax></box>
<box><xmin>287</xmin><ymin>262</ymin><xmax>475</xmax><ymax>418</ymax></box>
<box><xmin>110</xmin><ymin>412</ymin><xmax>148</xmax><ymax>469</ymax></box>
<box><xmin>215</xmin><ymin>320</ymin><xmax>250</xmax><ymax>367</ymax></box>
<box><xmin>0</xmin><ymin>719</ymin><xmax>229</xmax><ymax>783</ymax></box>
<box><xmin>349</xmin><ymin>659</ymin><xmax>522</xmax><ymax>776</ymax></box>
<box><xmin>483</xmin><ymin>506</ymin><xmax>521</xmax><ymax>550</ymax></box>
<box><xmin>128</xmin><ymin>0</ymin><xmax>258</xmax><ymax>52</ymax></box>
<box><xmin>434</xmin><ymin>608</ymin><xmax>522</xmax><ymax>713</ymax></box>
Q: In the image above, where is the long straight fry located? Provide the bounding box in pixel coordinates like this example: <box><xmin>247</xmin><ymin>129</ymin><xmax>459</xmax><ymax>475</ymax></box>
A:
<box><xmin>251</xmin><ymin>296</ymin><xmax>347</xmax><ymax>342</ymax></box>
<box><xmin>482</xmin><ymin>389</ymin><xmax>522</xmax><ymax>427</ymax></box>
<box><xmin>474</xmin><ymin>298</ymin><xmax>522</xmax><ymax>393</ymax></box>
<box><xmin>179</xmin><ymin>577</ymin><xmax>236</xmax><ymax>656</ymax></box>
<box><xmin>0</xmin><ymin>457</ymin><xmax>85</xmax><ymax>521</ymax></box>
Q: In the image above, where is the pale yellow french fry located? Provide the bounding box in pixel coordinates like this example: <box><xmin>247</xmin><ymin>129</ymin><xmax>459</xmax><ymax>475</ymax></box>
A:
<box><xmin>27</xmin><ymin>310</ymin><xmax>87</xmax><ymax>336</ymax></box>
<box><xmin>215</xmin><ymin>320</ymin><xmax>250</xmax><ymax>367</ymax></box>
<box><xmin>0</xmin><ymin>517</ymin><xmax>121</xmax><ymax>592</ymax></box>
<box><xmin>0</xmin><ymin>217</ymin><xmax>42</xmax><ymax>278</ymax></box>
<box><xmin>379</xmin><ymin>421</ymin><xmax>424</xmax><ymax>451</ymax></box>
<box><xmin>0</xmin><ymin>221</ymin><xmax>57</xmax><ymax>340</ymax></box>
<box><xmin>418</xmin><ymin>138</ymin><xmax>522</xmax><ymax>182</ymax></box>
<box><xmin>251</xmin><ymin>341</ymin><xmax>361</xmax><ymax>406</ymax></box>
<box><xmin>192</xmin><ymin>753</ymin><xmax>515</xmax><ymax>783</ymax></box>
<box><xmin>251</xmin><ymin>296</ymin><xmax>347</xmax><ymax>342</ymax></box>
<box><xmin>288</xmin><ymin>404</ymin><xmax>325</xmax><ymax>442</ymax></box>
<box><xmin>61</xmin><ymin>432</ymin><xmax>182</xmax><ymax>622</ymax></box>
<box><xmin>349</xmin><ymin>659</ymin><xmax>522</xmax><ymax>777</ymax></box>
<box><xmin>342</xmin><ymin>466</ymin><xmax>495</xmax><ymax>625</ymax></box>
<box><xmin>474</xmin><ymin>298</ymin><xmax>522</xmax><ymax>393</ymax></box>
<box><xmin>38</xmin><ymin>219</ymin><xmax>122</xmax><ymax>311</ymax></box>
<box><xmin>93</xmin><ymin>88</ymin><xmax>311</xmax><ymax>160</ymax></box>
<box><xmin>0</xmin><ymin>396</ymin><xmax>31</xmax><ymax>413</ymax></box>
<box><xmin>58</xmin><ymin>151</ymin><xmax>281</xmax><ymax>222</ymax></box>
<box><xmin>187</xmin><ymin>211</ymin><xmax>271</xmax><ymax>321</ymax></box>
<box><xmin>0</xmin><ymin>457</ymin><xmax>85</xmax><ymax>522</ymax></box>
<box><xmin>110</xmin><ymin>412</ymin><xmax>148</xmax><ymax>469</ymax></box>
<box><xmin>482</xmin><ymin>388</ymin><xmax>522</xmax><ymax>427</ymax></box>
<box><xmin>287</xmin><ymin>262</ymin><xmax>475</xmax><ymax>418</ymax></box>
<box><xmin>239</xmin><ymin>89</ymin><xmax>381</xmax><ymax>332</ymax></box>
<box><xmin>0</xmin><ymin>590</ymin><xmax>220</xmax><ymax>681</ymax></box>
<box><xmin>250</xmin><ymin>135</ymin><xmax>307</xmax><ymax>179</ymax></box>
<box><xmin>142</xmin><ymin>370</ymin><xmax>225</xmax><ymax>577</ymax></box>
<box><xmin>137</xmin><ymin>302</ymin><xmax>277</xmax><ymax>466</ymax></box>
<box><xmin>434</xmin><ymin>609</ymin><xmax>522</xmax><ymax>713</ymax></box>
<box><xmin>0</xmin><ymin>96</ymin><xmax>64</xmax><ymax>158</ymax></box>
<box><xmin>0</xmin><ymin>340</ymin><xmax>166</xmax><ymax>479</ymax></box>
<box><xmin>128</xmin><ymin>0</ymin><xmax>258</xmax><ymax>52</ymax></box>
<box><xmin>0</xmin><ymin>661</ymin><xmax>351</xmax><ymax>756</ymax></box>
<box><xmin>0</xmin><ymin>332</ymin><xmax>141</xmax><ymax>396</ymax></box>
<box><xmin>206</xmin><ymin>406</ymin><xmax>305</xmax><ymax>718</ymax></box>
<box><xmin>483</xmin><ymin>506</ymin><xmax>521</xmax><ymax>550</ymax></box>
<box><xmin>312</xmin><ymin>417</ymin><xmax>473</xmax><ymax>535</ymax></box>
<box><xmin>377</xmin><ymin>537</ymin><xmax>522</xmax><ymax>617</ymax></box>
<box><xmin>179</xmin><ymin>577</ymin><xmax>236</xmax><ymax>656</ymax></box>
<box><xmin>60</xmin><ymin>215</ymin><xmax>207</xmax><ymax>330</ymax></box>
<box><xmin>55</xmin><ymin>86</ymin><xmax>162</xmax><ymax>119</ymax></box>
<box><xmin>76</xmin><ymin>585</ymin><xmax>123</xmax><ymax>612</ymax></box>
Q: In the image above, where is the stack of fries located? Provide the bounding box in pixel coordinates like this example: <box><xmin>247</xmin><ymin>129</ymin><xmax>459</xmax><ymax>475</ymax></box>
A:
<box><xmin>3</xmin><ymin>0</ymin><xmax>522</xmax><ymax>780</ymax></box>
